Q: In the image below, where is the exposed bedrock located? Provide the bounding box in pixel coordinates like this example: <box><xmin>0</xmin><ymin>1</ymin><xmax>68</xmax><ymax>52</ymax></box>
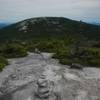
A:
<box><xmin>0</xmin><ymin>53</ymin><xmax>100</xmax><ymax>100</ymax></box>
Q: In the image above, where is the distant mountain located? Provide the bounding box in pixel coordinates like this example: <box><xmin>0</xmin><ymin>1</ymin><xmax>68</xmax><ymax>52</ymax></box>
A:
<box><xmin>0</xmin><ymin>23</ymin><xmax>7</xmax><ymax>29</ymax></box>
<box><xmin>0</xmin><ymin>23</ymin><xmax>11</xmax><ymax>29</ymax></box>
<box><xmin>87</xmin><ymin>22</ymin><xmax>100</xmax><ymax>26</ymax></box>
<box><xmin>0</xmin><ymin>17</ymin><xmax>100</xmax><ymax>41</ymax></box>
<box><xmin>92</xmin><ymin>22</ymin><xmax>100</xmax><ymax>26</ymax></box>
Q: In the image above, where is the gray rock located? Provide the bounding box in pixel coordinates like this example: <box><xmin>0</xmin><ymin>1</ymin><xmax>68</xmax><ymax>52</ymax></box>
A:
<box><xmin>37</xmin><ymin>79</ymin><xmax>48</xmax><ymax>87</ymax></box>
<box><xmin>0</xmin><ymin>53</ymin><xmax>100</xmax><ymax>100</ymax></box>
<box><xmin>38</xmin><ymin>91</ymin><xmax>50</xmax><ymax>99</ymax></box>
<box><xmin>38</xmin><ymin>87</ymin><xmax>50</xmax><ymax>94</ymax></box>
<box><xmin>70</xmin><ymin>63</ymin><xmax>83</xmax><ymax>70</ymax></box>
<box><xmin>35</xmin><ymin>75</ymin><xmax>52</xmax><ymax>99</ymax></box>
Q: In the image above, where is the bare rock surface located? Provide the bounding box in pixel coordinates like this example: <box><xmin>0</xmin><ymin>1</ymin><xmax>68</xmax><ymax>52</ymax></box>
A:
<box><xmin>0</xmin><ymin>52</ymin><xmax>100</xmax><ymax>100</ymax></box>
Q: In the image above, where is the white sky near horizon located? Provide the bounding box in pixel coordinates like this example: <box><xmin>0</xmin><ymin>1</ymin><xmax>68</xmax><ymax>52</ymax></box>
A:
<box><xmin>0</xmin><ymin>0</ymin><xmax>100</xmax><ymax>23</ymax></box>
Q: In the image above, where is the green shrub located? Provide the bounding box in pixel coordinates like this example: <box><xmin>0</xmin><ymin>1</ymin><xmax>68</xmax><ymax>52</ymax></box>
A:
<box><xmin>0</xmin><ymin>56</ymin><xmax>8</xmax><ymax>71</ymax></box>
<box><xmin>59</xmin><ymin>58</ymin><xmax>73</xmax><ymax>65</ymax></box>
<box><xmin>88</xmin><ymin>59</ymin><xmax>100</xmax><ymax>67</ymax></box>
<box><xmin>0</xmin><ymin>37</ymin><xmax>100</xmax><ymax>67</ymax></box>
<box><xmin>86</xmin><ymin>48</ymin><xmax>100</xmax><ymax>58</ymax></box>
<box><xmin>0</xmin><ymin>43</ymin><xmax>28</xmax><ymax>58</ymax></box>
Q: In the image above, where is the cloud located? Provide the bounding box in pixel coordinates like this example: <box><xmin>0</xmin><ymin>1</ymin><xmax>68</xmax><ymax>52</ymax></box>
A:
<box><xmin>0</xmin><ymin>0</ymin><xmax>100</xmax><ymax>22</ymax></box>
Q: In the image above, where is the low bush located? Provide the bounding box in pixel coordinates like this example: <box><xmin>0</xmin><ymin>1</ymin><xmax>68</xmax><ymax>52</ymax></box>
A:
<box><xmin>0</xmin><ymin>36</ymin><xmax>100</xmax><ymax>71</ymax></box>
<box><xmin>0</xmin><ymin>56</ymin><xmax>8</xmax><ymax>71</ymax></box>
<box><xmin>0</xmin><ymin>43</ymin><xmax>28</xmax><ymax>58</ymax></box>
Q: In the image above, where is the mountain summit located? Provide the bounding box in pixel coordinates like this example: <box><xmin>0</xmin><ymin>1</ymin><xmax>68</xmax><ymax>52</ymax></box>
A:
<box><xmin>0</xmin><ymin>17</ymin><xmax>100</xmax><ymax>41</ymax></box>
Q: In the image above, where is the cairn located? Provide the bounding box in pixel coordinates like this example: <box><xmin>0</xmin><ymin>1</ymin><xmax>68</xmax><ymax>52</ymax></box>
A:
<box><xmin>35</xmin><ymin>75</ymin><xmax>56</xmax><ymax>100</ymax></box>
<box><xmin>36</xmin><ymin>75</ymin><xmax>50</xmax><ymax>98</ymax></box>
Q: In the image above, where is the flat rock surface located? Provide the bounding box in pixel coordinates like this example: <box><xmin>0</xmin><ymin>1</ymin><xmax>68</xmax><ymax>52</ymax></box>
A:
<box><xmin>0</xmin><ymin>52</ymin><xmax>100</xmax><ymax>100</ymax></box>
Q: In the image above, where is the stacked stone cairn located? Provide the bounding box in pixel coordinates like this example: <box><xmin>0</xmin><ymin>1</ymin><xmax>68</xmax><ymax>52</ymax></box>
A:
<box><xmin>35</xmin><ymin>75</ymin><xmax>56</xmax><ymax>100</ymax></box>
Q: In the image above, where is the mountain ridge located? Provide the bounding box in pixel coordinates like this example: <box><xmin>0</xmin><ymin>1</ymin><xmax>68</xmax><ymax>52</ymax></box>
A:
<box><xmin>0</xmin><ymin>17</ymin><xmax>100</xmax><ymax>41</ymax></box>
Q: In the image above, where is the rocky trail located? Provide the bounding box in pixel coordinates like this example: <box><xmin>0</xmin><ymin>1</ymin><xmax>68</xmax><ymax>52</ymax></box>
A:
<box><xmin>0</xmin><ymin>53</ymin><xmax>100</xmax><ymax>100</ymax></box>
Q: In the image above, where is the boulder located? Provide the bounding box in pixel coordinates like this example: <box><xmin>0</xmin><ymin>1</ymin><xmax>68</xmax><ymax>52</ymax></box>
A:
<box><xmin>70</xmin><ymin>63</ymin><xmax>83</xmax><ymax>70</ymax></box>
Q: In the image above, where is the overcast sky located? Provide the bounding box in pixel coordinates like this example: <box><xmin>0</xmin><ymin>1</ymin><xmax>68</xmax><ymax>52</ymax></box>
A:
<box><xmin>0</xmin><ymin>0</ymin><xmax>100</xmax><ymax>23</ymax></box>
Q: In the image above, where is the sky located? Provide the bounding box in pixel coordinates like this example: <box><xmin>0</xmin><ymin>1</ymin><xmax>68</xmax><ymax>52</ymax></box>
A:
<box><xmin>0</xmin><ymin>0</ymin><xmax>100</xmax><ymax>23</ymax></box>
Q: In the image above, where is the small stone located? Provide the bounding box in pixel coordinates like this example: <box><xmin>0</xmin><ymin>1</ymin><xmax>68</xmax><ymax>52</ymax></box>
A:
<box><xmin>37</xmin><ymin>79</ymin><xmax>48</xmax><ymax>86</ymax></box>
<box><xmin>38</xmin><ymin>87</ymin><xmax>50</xmax><ymax>94</ymax></box>
<box><xmin>39</xmin><ymin>75</ymin><xmax>46</xmax><ymax>79</ymax></box>
<box><xmin>38</xmin><ymin>81</ymin><xmax>48</xmax><ymax>87</ymax></box>
<box><xmin>38</xmin><ymin>92</ymin><xmax>50</xmax><ymax>99</ymax></box>
<box><xmin>10</xmin><ymin>74</ymin><xmax>17</xmax><ymax>79</ymax></box>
